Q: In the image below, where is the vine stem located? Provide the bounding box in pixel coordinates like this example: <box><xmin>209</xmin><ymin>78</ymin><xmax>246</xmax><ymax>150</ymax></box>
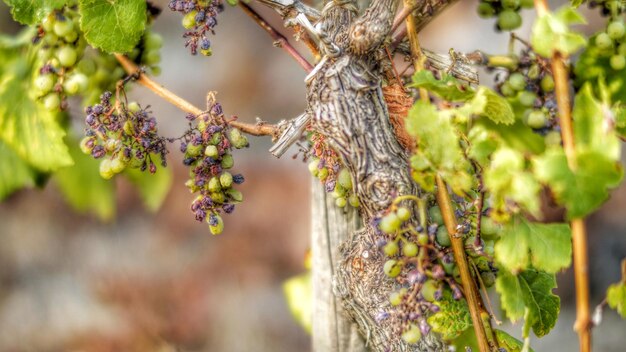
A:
<box><xmin>533</xmin><ymin>1</ymin><xmax>591</xmax><ymax>352</ymax></box>
<box><xmin>402</xmin><ymin>2</ymin><xmax>492</xmax><ymax>349</ymax></box>
<box><xmin>114</xmin><ymin>54</ymin><xmax>278</xmax><ymax>137</ymax></box>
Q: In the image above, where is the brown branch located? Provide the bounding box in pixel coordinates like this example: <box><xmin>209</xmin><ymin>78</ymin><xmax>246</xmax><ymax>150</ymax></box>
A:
<box><xmin>533</xmin><ymin>2</ymin><xmax>591</xmax><ymax>352</ymax></box>
<box><xmin>114</xmin><ymin>54</ymin><xmax>277</xmax><ymax>137</ymax></box>
<box><xmin>238</xmin><ymin>2</ymin><xmax>313</xmax><ymax>72</ymax></box>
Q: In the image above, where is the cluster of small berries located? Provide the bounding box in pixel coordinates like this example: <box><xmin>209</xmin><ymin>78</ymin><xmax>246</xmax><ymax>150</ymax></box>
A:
<box><xmin>476</xmin><ymin>0</ymin><xmax>534</xmax><ymax>31</ymax></box>
<box><xmin>168</xmin><ymin>0</ymin><xmax>224</xmax><ymax>56</ymax></box>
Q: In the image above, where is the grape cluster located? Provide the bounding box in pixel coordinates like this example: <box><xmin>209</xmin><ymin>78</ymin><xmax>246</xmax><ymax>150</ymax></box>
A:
<box><xmin>80</xmin><ymin>92</ymin><xmax>168</xmax><ymax>179</ymax></box>
<box><xmin>308</xmin><ymin>134</ymin><xmax>359</xmax><ymax>209</ymax></box>
<box><xmin>496</xmin><ymin>49</ymin><xmax>560</xmax><ymax>142</ymax></box>
<box><xmin>594</xmin><ymin>19</ymin><xmax>626</xmax><ymax>71</ymax></box>
<box><xmin>168</xmin><ymin>0</ymin><xmax>224</xmax><ymax>56</ymax></box>
<box><xmin>587</xmin><ymin>0</ymin><xmax>625</xmax><ymax>18</ymax></box>
<box><xmin>476</xmin><ymin>0</ymin><xmax>534</xmax><ymax>31</ymax></box>
<box><xmin>375</xmin><ymin>198</ymin><xmax>498</xmax><ymax>344</ymax></box>
<box><xmin>181</xmin><ymin>98</ymin><xmax>247</xmax><ymax>235</ymax></box>
<box><xmin>34</xmin><ymin>5</ymin><xmax>87</xmax><ymax>111</ymax></box>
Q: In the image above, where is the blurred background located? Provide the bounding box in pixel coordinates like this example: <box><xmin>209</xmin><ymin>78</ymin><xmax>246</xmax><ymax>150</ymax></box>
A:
<box><xmin>0</xmin><ymin>0</ymin><xmax>624</xmax><ymax>351</ymax></box>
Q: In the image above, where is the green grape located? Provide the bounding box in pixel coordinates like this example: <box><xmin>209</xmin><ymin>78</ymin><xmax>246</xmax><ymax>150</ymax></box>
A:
<box><xmin>110</xmin><ymin>157</ymin><xmax>126</xmax><ymax>174</ymax></box>
<box><xmin>208</xmin><ymin>214</ymin><xmax>224</xmax><ymax>235</ymax></box>
<box><xmin>383</xmin><ymin>241</ymin><xmax>399</xmax><ymax>257</ymax></box>
<box><xmin>389</xmin><ymin>289</ymin><xmax>407</xmax><ymax>306</ymax></box>
<box><xmin>205</xmin><ymin>145</ymin><xmax>219</xmax><ymax>158</ymax></box>
<box><xmin>502</xmin><ymin>0</ymin><xmax>520</xmax><ymax>10</ymax></box>
<box><xmin>540</xmin><ymin>75</ymin><xmax>555</xmax><ymax>92</ymax></box>
<box><xmin>210</xmin><ymin>191</ymin><xmax>225</xmax><ymax>203</ymax></box>
<box><xmin>428</xmin><ymin>205</ymin><xmax>443</xmax><ymax>224</ymax></box>
<box><xmin>43</xmin><ymin>33</ymin><xmax>59</xmax><ymax>46</ymax></box>
<box><xmin>508</xmin><ymin>72</ymin><xmax>526</xmax><ymax>91</ymax></box>
<box><xmin>380</xmin><ymin>212</ymin><xmax>401</xmax><ymax>234</ymax></box>
<box><xmin>383</xmin><ymin>259</ymin><xmax>402</xmax><ymax>278</ymax></box>
<box><xmin>226</xmin><ymin>189</ymin><xmax>243</xmax><ymax>202</ymax></box>
<box><xmin>396</xmin><ymin>207</ymin><xmax>411</xmax><ymax>222</ymax></box>
<box><xmin>42</xmin><ymin>16</ymin><xmax>54</xmax><ymax>32</ymax></box>
<box><xmin>610</xmin><ymin>55</ymin><xmax>626</xmax><ymax>70</ymax></box>
<box><xmin>348</xmin><ymin>194</ymin><xmax>360</xmax><ymax>207</ymax></box>
<box><xmin>545</xmin><ymin>131</ymin><xmax>562</xmax><ymax>147</ymax></box>
<box><xmin>145</xmin><ymin>32</ymin><xmax>163</xmax><ymax>50</ymax></box>
<box><xmin>520</xmin><ymin>0</ymin><xmax>534</xmax><ymax>8</ymax></box>
<box><xmin>221</xmin><ymin>154</ymin><xmax>234</xmax><ymax>169</ymax></box>
<box><xmin>34</xmin><ymin>74</ymin><xmax>55</xmax><ymax>96</ymax></box>
<box><xmin>500</xmin><ymin>82</ymin><xmax>516</xmax><ymax>97</ymax></box>
<box><xmin>63</xmin><ymin>73</ymin><xmax>88</xmax><ymax>95</ymax></box>
<box><xmin>595</xmin><ymin>32</ymin><xmax>613</xmax><ymax>50</ymax></box>
<box><xmin>619</xmin><ymin>43</ymin><xmax>626</xmax><ymax>56</ymax></box>
<box><xmin>518</xmin><ymin>91</ymin><xmax>537</xmax><ymax>107</ymax></box>
<box><xmin>417</xmin><ymin>233</ymin><xmax>429</xmax><ymax>246</ymax></box>
<box><xmin>477</xmin><ymin>2</ymin><xmax>495</xmax><ymax>18</ymax></box>
<box><xmin>144</xmin><ymin>50</ymin><xmax>161</xmax><ymax>66</ymax></box>
<box><xmin>481</xmin><ymin>271</ymin><xmax>496</xmax><ymax>287</ymax></box>
<box><xmin>607</xmin><ymin>21</ymin><xmax>625</xmax><ymax>40</ymax></box>
<box><xmin>527</xmin><ymin>64</ymin><xmax>540</xmax><ymax>79</ymax></box>
<box><xmin>208</xmin><ymin>176</ymin><xmax>222</xmax><ymax>192</ymax></box>
<box><xmin>442</xmin><ymin>261</ymin><xmax>456</xmax><ymax>275</ymax></box>
<box><xmin>63</xmin><ymin>30</ymin><xmax>78</xmax><ymax>43</ymax></box>
<box><xmin>182</xmin><ymin>11</ymin><xmax>198</xmax><ymax>29</ymax></box>
<box><xmin>105</xmin><ymin>139</ymin><xmax>120</xmax><ymax>152</ymax></box>
<box><xmin>401</xmin><ymin>324</ymin><xmax>422</xmax><ymax>344</ymax></box>
<box><xmin>200</xmin><ymin>48</ymin><xmax>213</xmax><ymax>57</ymax></box>
<box><xmin>99</xmin><ymin>158</ymin><xmax>114</xmax><ymax>179</ymax></box>
<box><xmin>498</xmin><ymin>10</ymin><xmax>522</xmax><ymax>31</ymax></box>
<box><xmin>421</xmin><ymin>279</ymin><xmax>438</xmax><ymax>302</ymax></box>
<box><xmin>403</xmin><ymin>242</ymin><xmax>418</xmax><ymax>257</ymax></box>
<box><xmin>79</xmin><ymin>137</ymin><xmax>95</xmax><ymax>154</ymax></box>
<box><xmin>220</xmin><ymin>172</ymin><xmax>233</xmax><ymax>188</ymax></box>
<box><xmin>53</xmin><ymin>19</ymin><xmax>74</xmax><ymax>37</ymax></box>
<box><xmin>43</xmin><ymin>94</ymin><xmax>61</xmax><ymax>111</ymax></box>
<box><xmin>480</xmin><ymin>216</ymin><xmax>500</xmax><ymax>239</ymax></box>
<box><xmin>308</xmin><ymin>159</ymin><xmax>320</xmax><ymax>176</ymax></box>
<box><xmin>335</xmin><ymin>197</ymin><xmax>347</xmax><ymax>208</ymax></box>
<box><xmin>436</xmin><ymin>226</ymin><xmax>451</xmax><ymax>247</ymax></box>
<box><xmin>526</xmin><ymin>110</ymin><xmax>547</xmax><ymax>129</ymax></box>
<box><xmin>127</xmin><ymin>101</ymin><xmax>141</xmax><ymax>113</ymax></box>
<box><xmin>56</xmin><ymin>46</ymin><xmax>78</xmax><ymax>67</ymax></box>
<box><xmin>228</xmin><ymin>128</ymin><xmax>249</xmax><ymax>149</ymax></box>
<box><xmin>337</xmin><ymin>168</ymin><xmax>352</xmax><ymax>189</ymax></box>
<box><xmin>318</xmin><ymin>167</ymin><xmax>329</xmax><ymax>180</ymax></box>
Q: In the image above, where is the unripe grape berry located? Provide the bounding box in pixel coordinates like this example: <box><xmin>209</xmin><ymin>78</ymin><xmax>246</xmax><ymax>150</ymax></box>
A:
<box><xmin>480</xmin><ymin>216</ymin><xmax>499</xmax><ymax>238</ymax></box>
<box><xmin>123</xmin><ymin>121</ymin><xmax>134</xmax><ymax>135</ymax></box>
<box><xmin>518</xmin><ymin>91</ymin><xmax>537</xmax><ymax>107</ymax></box>
<box><xmin>401</xmin><ymin>324</ymin><xmax>422</xmax><ymax>345</ymax></box>
<box><xmin>63</xmin><ymin>73</ymin><xmax>88</xmax><ymax>95</ymax></box>
<box><xmin>436</xmin><ymin>226</ymin><xmax>451</xmax><ymax>247</ymax></box>
<box><xmin>226</xmin><ymin>188</ymin><xmax>243</xmax><ymax>202</ymax></box>
<box><xmin>145</xmin><ymin>32</ymin><xmax>163</xmax><ymax>50</ymax></box>
<box><xmin>110</xmin><ymin>157</ymin><xmax>126</xmax><ymax>174</ymax></box>
<box><xmin>80</xmin><ymin>137</ymin><xmax>95</xmax><ymax>154</ymax></box>
<box><xmin>63</xmin><ymin>30</ymin><xmax>78</xmax><ymax>43</ymax></box>
<box><xmin>383</xmin><ymin>241</ymin><xmax>399</xmax><ymax>257</ymax></box>
<box><xmin>403</xmin><ymin>242</ymin><xmax>418</xmax><ymax>257</ymax></box>
<box><xmin>540</xmin><ymin>75</ymin><xmax>555</xmax><ymax>92</ymax></box>
<box><xmin>105</xmin><ymin>139</ymin><xmax>120</xmax><ymax>152</ymax></box>
<box><xmin>99</xmin><ymin>158</ymin><xmax>114</xmax><ymax>179</ymax></box>
<box><xmin>481</xmin><ymin>271</ymin><xmax>496</xmax><ymax>287</ymax></box>
<box><xmin>396</xmin><ymin>207</ymin><xmax>411</xmax><ymax>222</ymax></box>
<box><xmin>379</xmin><ymin>213</ymin><xmax>401</xmax><ymax>234</ymax></box>
<box><xmin>210</xmin><ymin>191</ymin><xmax>225</xmax><ymax>203</ymax></box>
<box><xmin>205</xmin><ymin>145</ymin><xmax>219</xmax><ymax>158</ymax></box>
<box><xmin>595</xmin><ymin>32</ymin><xmax>613</xmax><ymax>50</ymax></box>
<box><xmin>42</xmin><ymin>16</ymin><xmax>54</xmax><ymax>32</ymax></box>
<box><xmin>417</xmin><ymin>233</ymin><xmax>429</xmax><ymax>246</ymax></box>
<box><xmin>477</xmin><ymin>2</ymin><xmax>495</xmax><ymax>18</ymax></box>
<box><xmin>428</xmin><ymin>206</ymin><xmax>443</xmax><ymax>224</ymax></box>
<box><xmin>335</xmin><ymin>197</ymin><xmax>347</xmax><ymax>208</ymax></box>
<box><xmin>544</xmin><ymin>131</ymin><xmax>562</xmax><ymax>147</ymax></box>
<box><xmin>127</xmin><ymin>101</ymin><xmax>141</xmax><ymax>113</ymax></box>
<box><xmin>508</xmin><ymin>72</ymin><xmax>526</xmax><ymax>91</ymax></box>
<box><xmin>389</xmin><ymin>289</ymin><xmax>406</xmax><ymax>306</ymax></box>
<box><xmin>348</xmin><ymin>194</ymin><xmax>360</xmax><ymax>207</ymax></box>
<box><xmin>502</xmin><ymin>0</ymin><xmax>520</xmax><ymax>10</ymax></box>
<box><xmin>56</xmin><ymin>46</ymin><xmax>78</xmax><ymax>67</ymax></box>
<box><xmin>318</xmin><ymin>167</ymin><xmax>329</xmax><ymax>180</ymax></box>
<box><xmin>209</xmin><ymin>176</ymin><xmax>222</xmax><ymax>192</ymax></box>
<box><xmin>308</xmin><ymin>159</ymin><xmax>320</xmax><ymax>176</ymax></box>
<box><xmin>208</xmin><ymin>214</ymin><xmax>224</xmax><ymax>235</ymax></box>
<box><xmin>421</xmin><ymin>279</ymin><xmax>438</xmax><ymax>302</ymax></box>
<box><xmin>619</xmin><ymin>43</ymin><xmax>626</xmax><ymax>56</ymax></box>
<box><xmin>520</xmin><ymin>0</ymin><xmax>534</xmax><ymax>8</ymax></box>
<box><xmin>498</xmin><ymin>10</ymin><xmax>522</xmax><ymax>31</ymax></box>
<box><xmin>53</xmin><ymin>20</ymin><xmax>74</xmax><ymax>37</ymax></box>
<box><xmin>337</xmin><ymin>168</ymin><xmax>352</xmax><ymax>189</ymax></box>
<box><xmin>220</xmin><ymin>172</ymin><xmax>233</xmax><ymax>188</ymax></box>
<box><xmin>145</xmin><ymin>50</ymin><xmax>161</xmax><ymax>66</ymax></box>
<box><xmin>526</xmin><ymin>110</ymin><xmax>547</xmax><ymax>128</ymax></box>
<box><xmin>221</xmin><ymin>154</ymin><xmax>234</xmax><ymax>169</ymax></box>
<box><xmin>610</xmin><ymin>55</ymin><xmax>626</xmax><ymax>70</ymax></box>
<box><xmin>383</xmin><ymin>259</ymin><xmax>402</xmax><ymax>278</ymax></box>
<box><xmin>229</xmin><ymin>128</ymin><xmax>249</xmax><ymax>149</ymax></box>
<box><xmin>34</xmin><ymin>75</ymin><xmax>55</xmax><ymax>95</ymax></box>
<box><xmin>43</xmin><ymin>94</ymin><xmax>61</xmax><ymax>111</ymax></box>
<box><xmin>182</xmin><ymin>11</ymin><xmax>198</xmax><ymax>29</ymax></box>
<box><xmin>607</xmin><ymin>21</ymin><xmax>625</xmax><ymax>40</ymax></box>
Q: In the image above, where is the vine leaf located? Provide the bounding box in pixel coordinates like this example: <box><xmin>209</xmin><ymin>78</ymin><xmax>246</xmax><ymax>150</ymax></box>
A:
<box><xmin>411</xmin><ymin>71</ymin><xmax>474</xmax><ymax>101</ymax></box>
<box><xmin>533</xmin><ymin>149</ymin><xmax>623</xmax><ymax>219</ymax></box>
<box><xmin>283</xmin><ymin>272</ymin><xmax>312</xmax><ymax>334</ymax></box>
<box><xmin>2</xmin><ymin>0</ymin><xmax>66</xmax><ymax>25</ymax></box>
<box><xmin>607</xmin><ymin>282</ymin><xmax>626</xmax><ymax>318</ymax></box>
<box><xmin>531</xmin><ymin>6</ymin><xmax>587</xmax><ymax>57</ymax></box>
<box><xmin>472</xmin><ymin>87</ymin><xmax>515</xmax><ymax>125</ymax></box>
<box><xmin>427</xmin><ymin>290</ymin><xmax>471</xmax><ymax>340</ymax></box>
<box><xmin>496</xmin><ymin>269</ymin><xmax>560</xmax><ymax>338</ymax></box>
<box><xmin>452</xmin><ymin>327</ymin><xmax>531</xmax><ymax>352</ymax></box>
<box><xmin>125</xmin><ymin>161</ymin><xmax>173</xmax><ymax>212</ymax></box>
<box><xmin>495</xmin><ymin>216</ymin><xmax>572</xmax><ymax>274</ymax></box>
<box><xmin>78</xmin><ymin>0</ymin><xmax>146</xmax><ymax>53</ymax></box>
<box><xmin>54</xmin><ymin>138</ymin><xmax>115</xmax><ymax>220</ymax></box>
<box><xmin>574</xmin><ymin>35</ymin><xmax>626</xmax><ymax>103</ymax></box>
<box><xmin>0</xmin><ymin>140</ymin><xmax>36</xmax><ymax>200</ymax></box>
<box><xmin>0</xmin><ymin>53</ymin><xmax>73</xmax><ymax>171</ymax></box>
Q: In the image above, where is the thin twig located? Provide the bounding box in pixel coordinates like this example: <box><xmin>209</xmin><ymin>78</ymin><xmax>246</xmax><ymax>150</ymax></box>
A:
<box><xmin>533</xmin><ymin>1</ymin><xmax>591</xmax><ymax>352</ymax></box>
<box><xmin>114</xmin><ymin>54</ymin><xmax>277</xmax><ymax>137</ymax></box>
<box><xmin>238</xmin><ymin>2</ymin><xmax>313</xmax><ymax>72</ymax></box>
<box><xmin>391</xmin><ymin>3</ymin><xmax>419</xmax><ymax>34</ymax></box>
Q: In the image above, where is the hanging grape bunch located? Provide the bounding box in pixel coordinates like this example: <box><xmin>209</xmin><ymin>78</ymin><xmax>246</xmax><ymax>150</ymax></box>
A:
<box><xmin>593</xmin><ymin>18</ymin><xmax>626</xmax><ymax>71</ymax></box>
<box><xmin>168</xmin><ymin>0</ymin><xmax>224</xmax><ymax>56</ymax></box>
<box><xmin>181</xmin><ymin>94</ymin><xmax>247</xmax><ymax>235</ymax></box>
<box><xmin>80</xmin><ymin>91</ymin><xmax>168</xmax><ymax>179</ymax></box>
<box><xmin>33</xmin><ymin>3</ymin><xmax>88</xmax><ymax>111</ymax></box>
<box><xmin>476</xmin><ymin>0</ymin><xmax>535</xmax><ymax>31</ymax></box>
<box><xmin>587</xmin><ymin>0</ymin><xmax>625</xmax><ymax>18</ymax></box>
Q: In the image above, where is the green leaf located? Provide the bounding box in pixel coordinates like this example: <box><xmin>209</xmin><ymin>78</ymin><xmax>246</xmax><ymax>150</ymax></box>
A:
<box><xmin>573</xmin><ymin>84</ymin><xmax>620</xmax><ymax>161</ymax></box>
<box><xmin>475</xmin><ymin>119</ymin><xmax>545</xmax><ymax>155</ymax></box>
<box><xmin>533</xmin><ymin>149</ymin><xmax>623</xmax><ymax>219</ymax></box>
<box><xmin>2</xmin><ymin>0</ymin><xmax>66</xmax><ymax>25</ymax></box>
<box><xmin>125</xmin><ymin>162</ymin><xmax>172</xmax><ymax>212</ymax></box>
<box><xmin>531</xmin><ymin>7</ymin><xmax>587</xmax><ymax>57</ymax></box>
<box><xmin>496</xmin><ymin>269</ymin><xmax>560</xmax><ymax>337</ymax></box>
<box><xmin>495</xmin><ymin>329</ymin><xmax>530</xmax><ymax>352</ymax></box>
<box><xmin>0</xmin><ymin>140</ymin><xmax>36</xmax><ymax>200</ymax></box>
<box><xmin>54</xmin><ymin>138</ymin><xmax>115</xmax><ymax>220</ymax></box>
<box><xmin>283</xmin><ymin>272</ymin><xmax>312</xmax><ymax>334</ymax></box>
<box><xmin>427</xmin><ymin>290</ymin><xmax>472</xmax><ymax>340</ymax></box>
<box><xmin>0</xmin><ymin>53</ymin><xmax>73</xmax><ymax>171</ymax></box>
<box><xmin>79</xmin><ymin>0</ymin><xmax>146</xmax><ymax>53</ymax></box>
<box><xmin>474</xmin><ymin>87</ymin><xmax>515</xmax><ymax>125</ymax></box>
<box><xmin>607</xmin><ymin>282</ymin><xmax>626</xmax><ymax>318</ymax></box>
<box><xmin>495</xmin><ymin>217</ymin><xmax>572</xmax><ymax>274</ymax></box>
<box><xmin>411</xmin><ymin>70</ymin><xmax>475</xmax><ymax>101</ymax></box>
<box><xmin>574</xmin><ymin>36</ymin><xmax>626</xmax><ymax>103</ymax></box>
